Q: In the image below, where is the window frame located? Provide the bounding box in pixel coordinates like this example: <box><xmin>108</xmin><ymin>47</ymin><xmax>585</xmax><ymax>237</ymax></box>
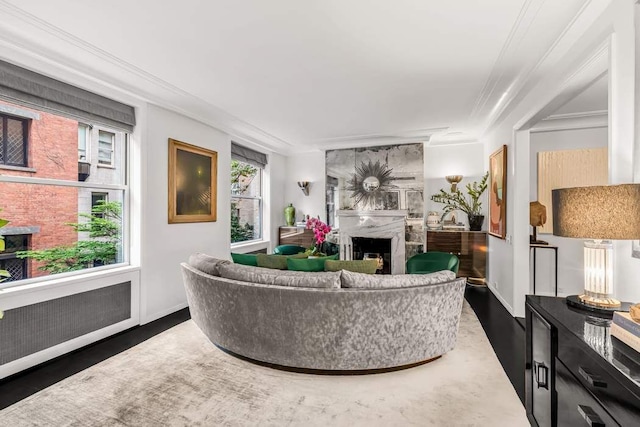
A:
<box><xmin>78</xmin><ymin>123</ymin><xmax>90</xmax><ymax>162</ymax></box>
<box><xmin>0</xmin><ymin>122</ymin><xmax>130</xmax><ymax>291</ymax></box>
<box><xmin>230</xmin><ymin>161</ymin><xmax>264</xmax><ymax>246</ymax></box>
<box><xmin>98</xmin><ymin>129</ymin><xmax>115</xmax><ymax>167</ymax></box>
<box><xmin>0</xmin><ymin>112</ymin><xmax>29</xmax><ymax>167</ymax></box>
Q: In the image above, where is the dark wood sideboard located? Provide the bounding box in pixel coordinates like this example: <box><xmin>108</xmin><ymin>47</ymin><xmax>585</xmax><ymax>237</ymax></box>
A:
<box><xmin>526</xmin><ymin>295</ymin><xmax>640</xmax><ymax>427</ymax></box>
<box><xmin>278</xmin><ymin>226</ymin><xmax>315</xmax><ymax>248</ymax></box>
<box><xmin>426</xmin><ymin>230</ymin><xmax>486</xmax><ymax>280</ymax></box>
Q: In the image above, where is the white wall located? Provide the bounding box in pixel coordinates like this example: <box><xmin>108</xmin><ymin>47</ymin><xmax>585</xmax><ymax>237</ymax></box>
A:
<box><xmin>140</xmin><ymin>104</ymin><xmax>231</xmax><ymax>323</ymax></box>
<box><xmin>284</xmin><ymin>152</ymin><xmax>327</xmax><ymax>223</ymax></box>
<box><xmin>529</xmin><ymin>127</ymin><xmax>608</xmax><ymax>297</ymax></box>
<box><xmin>424</xmin><ymin>143</ymin><xmax>486</xmax><ymax>228</ymax></box>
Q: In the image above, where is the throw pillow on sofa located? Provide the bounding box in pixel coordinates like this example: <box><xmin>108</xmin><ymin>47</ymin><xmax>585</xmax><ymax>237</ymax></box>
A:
<box><xmin>231</xmin><ymin>253</ymin><xmax>258</xmax><ymax>266</ymax></box>
<box><xmin>218</xmin><ymin>263</ymin><xmax>340</xmax><ymax>288</ymax></box>
<box><xmin>340</xmin><ymin>269</ymin><xmax>457</xmax><ymax>289</ymax></box>
<box><xmin>287</xmin><ymin>255</ymin><xmax>335</xmax><ymax>272</ymax></box>
<box><xmin>188</xmin><ymin>253</ymin><xmax>230</xmax><ymax>276</ymax></box>
<box><xmin>256</xmin><ymin>253</ymin><xmax>289</xmax><ymax>270</ymax></box>
<box><xmin>324</xmin><ymin>259</ymin><xmax>379</xmax><ymax>274</ymax></box>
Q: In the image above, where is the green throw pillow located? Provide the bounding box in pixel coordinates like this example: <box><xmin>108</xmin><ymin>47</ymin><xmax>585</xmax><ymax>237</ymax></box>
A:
<box><xmin>257</xmin><ymin>253</ymin><xmax>289</xmax><ymax>270</ymax></box>
<box><xmin>287</xmin><ymin>257</ymin><xmax>327</xmax><ymax>272</ymax></box>
<box><xmin>288</xmin><ymin>253</ymin><xmax>309</xmax><ymax>259</ymax></box>
<box><xmin>324</xmin><ymin>259</ymin><xmax>379</xmax><ymax>274</ymax></box>
<box><xmin>231</xmin><ymin>252</ymin><xmax>258</xmax><ymax>266</ymax></box>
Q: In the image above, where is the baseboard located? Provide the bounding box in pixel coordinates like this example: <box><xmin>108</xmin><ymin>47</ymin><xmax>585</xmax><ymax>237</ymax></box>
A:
<box><xmin>141</xmin><ymin>301</ymin><xmax>189</xmax><ymax>325</ymax></box>
<box><xmin>486</xmin><ymin>282</ymin><xmax>515</xmax><ymax>316</ymax></box>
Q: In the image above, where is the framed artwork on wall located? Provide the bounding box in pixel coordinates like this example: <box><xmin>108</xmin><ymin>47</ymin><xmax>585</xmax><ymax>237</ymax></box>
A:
<box><xmin>168</xmin><ymin>138</ymin><xmax>217</xmax><ymax>224</ymax></box>
<box><xmin>489</xmin><ymin>145</ymin><xmax>507</xmax><ymax>239</ymax></box>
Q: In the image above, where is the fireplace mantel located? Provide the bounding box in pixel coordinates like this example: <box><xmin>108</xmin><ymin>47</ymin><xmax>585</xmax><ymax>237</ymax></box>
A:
<box><xmin>337</xmin><ymin>210</ymin><xmax>407</xmax><ymax>274</ymax></box>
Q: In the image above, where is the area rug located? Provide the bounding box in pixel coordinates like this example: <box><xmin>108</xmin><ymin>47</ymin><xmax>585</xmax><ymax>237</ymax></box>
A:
<box><xmin>0</xmin><ymin>302</ymin><xmax>527</xmax><ymax>426</ymax></box>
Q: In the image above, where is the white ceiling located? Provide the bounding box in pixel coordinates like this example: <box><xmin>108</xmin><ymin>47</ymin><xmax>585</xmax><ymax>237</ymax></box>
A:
<box><xmin>1</xmin><ymin>0</ymin><xmax>593</xmax><ymax>152</ymax></box>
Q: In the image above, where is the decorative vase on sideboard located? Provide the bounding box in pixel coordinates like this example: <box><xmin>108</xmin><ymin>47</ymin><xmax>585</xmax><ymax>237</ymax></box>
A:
<box><xmin>284</xmin><ymin>203</ymin><xmax>296</xmax><ymax>226</ymax></box>
<box><xmin>468</xmin><ymin>214</ymin><xmax>484</xmax><ymax>231</ymax></box>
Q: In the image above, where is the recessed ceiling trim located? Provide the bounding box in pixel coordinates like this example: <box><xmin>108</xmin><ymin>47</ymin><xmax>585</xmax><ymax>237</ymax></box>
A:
<box><xmin>481</xmin><ymin>0</ymin><xmax>611</xmax><ymax>136</ymax></box>
<box><xmin>469</xmin><ymin>0</ymin><xmax>539</xmax><ymax>120</ymax></box>
<box><xmin>306</xmin><ymin>127</ymin><xmax>448</xmax><ymax>151</ymax></box>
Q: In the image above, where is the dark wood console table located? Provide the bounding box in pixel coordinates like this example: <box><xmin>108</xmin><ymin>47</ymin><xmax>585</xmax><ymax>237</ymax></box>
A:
<box><xmin>426</xmin><ymin>230</ymin><xmax>486</xmax><ymax>282</ymax></box>
<box><xmin>278</xmin><ymin>226</ymin><xmax>314</xmax><ymax>248</ymax></box>
<box><xmin>526</xmin><ymin>295</ymin><xmax>640</xmax><ymax>426</ymax></box>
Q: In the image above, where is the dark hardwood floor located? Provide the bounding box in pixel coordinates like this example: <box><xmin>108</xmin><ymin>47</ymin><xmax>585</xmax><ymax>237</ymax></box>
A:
<box><xmin>465</xmin><ymin>285</ymin><xmax>525</xmax><ymax>405</ymax></box>
<box><xmin>1</xmin><ymin>286</ymin><xmax>525</xmax><ymax>410</ymax></box>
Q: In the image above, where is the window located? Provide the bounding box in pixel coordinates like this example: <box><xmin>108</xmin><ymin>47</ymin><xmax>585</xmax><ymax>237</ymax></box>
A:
<box><xmin>78</xmin><ymin>123</ymin><xmax>90</xmax><ymax>161</ymax></box>
<box><xmin>98</xmin><ymin>130</ymin><xmax>115</xmax><ymax>166</ymax></box>
<box><xmin>0</xmin><ymin>112</ymin><xmax>28</xmax><ymax>167</ymax></box>
<box><xmin>0</xmin><ymin>234</ymin><xmax>30</xmax><ymax>282</ymax></box>
<box><xmin>0</xmin><ymin>101</ymin><xmax>128</xmax><ymax>289</ymax></box>
<box><xmin>231</xmin><ymin>160</ymin><xmax>262</xmax><ymax>243</ymax></box>
<box><xmin>91</xmin><ymin>192</ymin><xmax>108</xmax><ymax>218</ymax></box>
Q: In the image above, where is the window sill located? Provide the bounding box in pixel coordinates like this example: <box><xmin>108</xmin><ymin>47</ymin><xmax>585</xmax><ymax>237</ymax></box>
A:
<box><xmin>231</xmin><ymin>240</ymin><xmax>269</xmax><ymax>254</ymax></box>
<box><xmin>0</xmin><ymin>264</ymin><xmax>140</xmax><ymax>298</ymax></box>
<box><xmin>0</xmin><ymin>165</ymin><xmax>36</xmax><ymax>173</ymax></box>
<box><xmin>97</xmin><ymin>164</ymin><xmax>116</xmax><ymax>169</ymax></box>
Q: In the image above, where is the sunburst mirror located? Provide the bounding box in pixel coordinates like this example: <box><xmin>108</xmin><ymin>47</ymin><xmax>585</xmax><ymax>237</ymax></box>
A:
<box><xmin>345</xmin><ymin>160</ymin><xmax>396</xmax><ymax>208</ymax></box>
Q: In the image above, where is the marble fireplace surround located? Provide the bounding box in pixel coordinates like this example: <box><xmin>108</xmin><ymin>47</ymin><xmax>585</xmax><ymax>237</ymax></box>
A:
<box><xmin>337</xmin><ymin>210</ymin><xmax>407</xmax><ymax>274</ymax></box>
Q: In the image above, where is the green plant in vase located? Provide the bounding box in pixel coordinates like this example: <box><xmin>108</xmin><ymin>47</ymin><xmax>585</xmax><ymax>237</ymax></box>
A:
<box><xmin>430</xmin><ymin>172</ymin><xmax>488</xmax><ymax>231</ymax></box>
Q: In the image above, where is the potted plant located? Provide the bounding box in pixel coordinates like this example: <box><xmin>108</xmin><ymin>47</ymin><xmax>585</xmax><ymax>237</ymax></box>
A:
<box><xmin>430</xmin><ymin>172</ymin><xmax>488</xmax><ymax>231</ymax></box>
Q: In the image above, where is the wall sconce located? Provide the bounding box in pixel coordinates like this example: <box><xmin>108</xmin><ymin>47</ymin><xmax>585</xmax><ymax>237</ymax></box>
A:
<box><xmin>298</xmin><ymin>181</ymin><xmax>310</xmax><ymax>196</ymax></box>
<box><xmin>445</xmin><ymin>175</ymin><xmax>463</xmax><ymax>192</ymax></box>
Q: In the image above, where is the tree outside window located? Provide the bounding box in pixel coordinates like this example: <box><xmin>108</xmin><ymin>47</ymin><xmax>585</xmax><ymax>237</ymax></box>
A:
<box><xmin>231</xmin><ymin>160</ymin><xmax>262</xmax><ymax>243</ymax></box>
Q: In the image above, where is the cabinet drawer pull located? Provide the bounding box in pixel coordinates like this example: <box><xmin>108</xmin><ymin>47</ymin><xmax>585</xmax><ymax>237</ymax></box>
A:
<box><xmin>578</xmin><ymin>405</ymin><xmax>605</xmax><ymax>427</ymax></box>
<box><xmin>579</xmin><ymin>366</ymin><xmax>607</xmax><ymax>388</ymax></box>
<box><xmin>533</xmin><ymin>360</ymin><xmax>548</xmax><ymax>389</ymax></box>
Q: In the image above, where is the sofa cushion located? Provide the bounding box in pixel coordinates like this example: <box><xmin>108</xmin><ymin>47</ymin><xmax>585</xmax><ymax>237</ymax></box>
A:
<box><xmin>287</xmin><ymin>255</ymin><xmax>336</xmax><ymax>272</ymax></box>
<box><xmin>188</xmin><ymin>253</ymin><xmax>230</xmax><ymax>276</ymax></box>
<box><xmin>324</xmin><ymin>259</ymin><xmax>379</xmax><ymax>274</ymax></box>
<box><xmin>340</xmin><ymin>269</ymin><xmax>457</xmax><ymax>289</ymax></box>
<box><xmin>256</xmin><ymin>253</ymin><xmax>289</xmax><ymax>270</ymax></box>
<box><xmin>218</xmin><ymin>263</ymin><xmax>340</xmax><ymax>288</ymax></box>
<box><xmin>231</xmin><ymin>252</ymin><xmax>258</xmax><ymax>266</ymax></box>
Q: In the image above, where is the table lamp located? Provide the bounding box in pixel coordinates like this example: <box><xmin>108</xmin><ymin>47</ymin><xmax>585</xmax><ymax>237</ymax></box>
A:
<box><xmin>552</xmin><ymin>184</ymin><xmax>640</xmax><ymax>314</ymax></box>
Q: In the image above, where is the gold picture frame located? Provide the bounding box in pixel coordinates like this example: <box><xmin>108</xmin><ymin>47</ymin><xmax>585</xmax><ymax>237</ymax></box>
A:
<box><xmin>168</xmin><ymin>138</ymin><xmax>217</xmax><ymax>223</ymax></box>
<box><xmin>489</xmin><ymin>145</ymin><xmax>507</xmax><ymax>239</ymax></box>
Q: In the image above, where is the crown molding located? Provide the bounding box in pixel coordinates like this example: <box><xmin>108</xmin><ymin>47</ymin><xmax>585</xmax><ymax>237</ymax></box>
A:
<box><xmin>543</xmin><ymin>109</ymin><xmax>607</xmax><ymax>121</ymax></box>
<box><xmin>531</xmin><ymin>110</ymin><xmax>608</xmax><ymax>132</ymax></box>
<box><xmin>302</xmin><ymin>127</ymin><xmax>448</xmax><ymax>152</ymax></box>
<box><xmin>0</xmin><ymin>1</ymin><xmax>293</xmax><ymax>154</ymax></box>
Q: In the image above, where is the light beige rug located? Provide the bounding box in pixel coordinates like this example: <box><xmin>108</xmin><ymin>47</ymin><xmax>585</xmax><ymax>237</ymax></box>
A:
<box><xmin>0</xmin><ymin>302</ymin><xmax>527</xmax><ymax>426</ymax></box>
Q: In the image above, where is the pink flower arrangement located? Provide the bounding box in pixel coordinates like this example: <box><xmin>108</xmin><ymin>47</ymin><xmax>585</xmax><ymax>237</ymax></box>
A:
<box><xmin>306</xmin><ymin>217</ymin><xmax>332</xmax><ymax>248</ymax></box>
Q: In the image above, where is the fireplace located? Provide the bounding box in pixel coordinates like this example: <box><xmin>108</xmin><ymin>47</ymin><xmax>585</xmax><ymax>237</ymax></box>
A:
<box><xmin>352</xmin><ymin>237</ymin><xmax>391</xmax><ymax>274</ymax></box>
<box><xmin>337</xmin><ymin>210</ymin><xmax>407</xmax><ymax>274</ymax></box>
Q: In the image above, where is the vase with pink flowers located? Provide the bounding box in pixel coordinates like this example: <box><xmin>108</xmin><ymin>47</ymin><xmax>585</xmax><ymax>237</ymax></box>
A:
<box><xmin>305</xmin><ymin>217</ymin><xmax>332</xmax><ymax>256</ymax></box>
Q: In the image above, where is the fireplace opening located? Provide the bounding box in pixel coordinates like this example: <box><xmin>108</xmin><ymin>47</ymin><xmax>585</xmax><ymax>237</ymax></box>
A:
<box><xmin>352</xmin><ymin>237</ymin><xmax>392</xmax><ymax>274</ymax></box>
